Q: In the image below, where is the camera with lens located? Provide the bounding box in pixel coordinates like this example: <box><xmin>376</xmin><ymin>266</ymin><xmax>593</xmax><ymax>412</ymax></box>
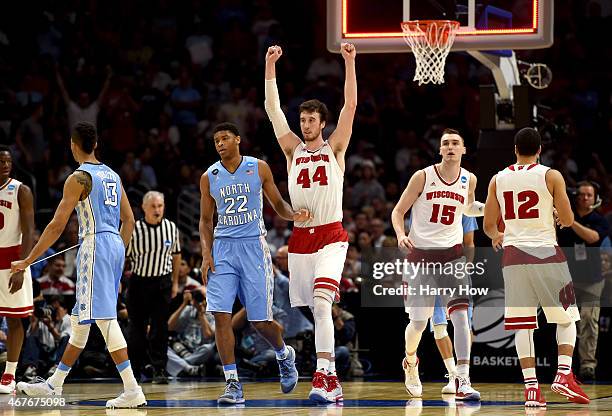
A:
<box><xmin>34</xmin><ymin>305</ymin><xmax>55</xmax><ymax>320</ymax></box>
<box><xmin>191</xmin><ymin>289</ymin><xmax>205</xmax><ymax>303</ymax></box>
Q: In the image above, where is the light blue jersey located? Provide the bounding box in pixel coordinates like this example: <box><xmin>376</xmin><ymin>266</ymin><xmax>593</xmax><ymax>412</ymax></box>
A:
<box><xmin>206</xmin><ymin>156</ymin><xmax>266</xmax><ymax>239</ymax></box>
<box><xmin>205</xmin><ymin>156</ymin><xmax>274</xmax><ymax>321</ymax></box>
<box><xmin>72</xmin><ymin>162</ymin><xmax>125</xmax><ymax>324</ymax></box>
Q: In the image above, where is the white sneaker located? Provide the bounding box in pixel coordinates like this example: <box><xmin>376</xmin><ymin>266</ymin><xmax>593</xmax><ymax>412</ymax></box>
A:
<box><xmin>402</xmin><ymin>357</ymin><xmax>422</xmax><ymax>398</ymax></box>
<box><xmin>455</xmin><ymin>374</ymin><xmax>480</xmax><ymax>401</ymax></box>
<box><xmin>17</xmin><ymin>378</ymin><xmax>62</xmax><ymax>396</ymax></box>
<box><xmin>441</xmin><ymin>373</ymin><xmax>457</xmax><ymax>394</ymax></box>
<box><xmin>0</xmin><ymin>374</ymin><xmax>15</xmax><ymax>394</ymax></box>
<box><xmin>106</xmin><ymin>386</ymin><xmax>147</xmax><ymax>408</ymax></box>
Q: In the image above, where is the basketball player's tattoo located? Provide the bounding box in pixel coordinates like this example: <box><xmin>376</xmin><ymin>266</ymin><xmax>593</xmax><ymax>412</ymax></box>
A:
<box><xmin>75</xmin><ymin>171</ymin><xmax>93</xmax><ymax>201</ymax></box>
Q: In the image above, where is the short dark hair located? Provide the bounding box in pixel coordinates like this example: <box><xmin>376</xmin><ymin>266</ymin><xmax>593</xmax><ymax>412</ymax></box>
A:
<box><xmin>441</xmin><ymin>128</ymin><xmax>464</xmax><ymax>143</ymax></box>
<box><xmin>72</xmin><ymin>122</ymin><xmax>97</xmax><ymax>154</ymax></box>
<box><xmin>514</xmin><ymin>127</ymin><xmax>541</xmax><ymax>156</ymax></box>
<box><xmin>299</xmin><ymin>99</ymin><xmax>329</xmax><ymax>123</ymax></box>
<box><xmin>0</xmin><ymin>145</ymin><xmax>11</xmax><ymax>156</ymax></box>
<box><xmin>213</xmin><ymin>122</ymin><xmax>240</xmax><ymax>137</ymax></box>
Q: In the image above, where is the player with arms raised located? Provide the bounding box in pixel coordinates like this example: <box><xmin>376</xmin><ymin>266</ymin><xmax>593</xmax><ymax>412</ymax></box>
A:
<box><xmin>0</xmin><ymin>146</ymin><xmax>35</xmax><ymax>394</ymax></box>
<box><xmin>483</xmin><ymin>127</ymin><xmax>589</xmax><ymax>407</ymax></box>
<box><xmin>264</xmin><ymin>43</ymin><xmax>356</xmax><ymax>403</ymax></box>
<box><xmin>391</xmin><ymin>129</ymin><xmax>482</xmax><ymax>400</ymax></box>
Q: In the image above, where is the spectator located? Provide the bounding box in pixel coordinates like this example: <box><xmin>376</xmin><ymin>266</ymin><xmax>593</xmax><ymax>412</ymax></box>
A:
<box><xmin>38</xmin><ymin>257</ymin><xmax>75</xmax><ymax>296</ymax></box>
<box><xmin>273</xmin><ymin>246</ymin><xmax>314</xmax><ymax>339</ymax></box>
<box><xmin>558</xmin><ymin>181</ymin><xmax>610</xmax><ymax>381</ymax></box>
<box><xmin>332</xmin><ymin>304</ymin><xmax>357</xmax><ymax>378</ymax></box>
<box><xmin>232</xmin><ymin>305</ymin><xmax>288</xmax><ymax>377</ymax></box>
<box><xmin>29</xmin><ymin>230</ymin><xmax>56</xmax><ymax>280</ymax></box>
<box><xmin>267</xmin><ymin>216</ymin><xmax>291</xmax><ymax>252</ymax></box>
<box><xmin>170</xmin><ymin>69</ymin><xmax>201</xmax><ymax>133</ymax></box>
<box><xmin>167</xmin><ymin>288</ymin><xmax>215</xmax><ymax>378</ymax></box>
<box><xmin>369</xmin><ymin>218</ymin><xmax>387</xmax><ymax>247</ymax></box>
<box><xmin>176</xmin><ymin>259</ymin><xmax>203</xmax><ymax>294</ymax></box>
<box><xmin>21</xmin><ymin>297</ymin><xmax>71</xmax><ymax>380</ymax></box>
<box><xmin>55</xmin><ymin>64</ymin><xmax>112</xmax><ymax>129</ymax></box>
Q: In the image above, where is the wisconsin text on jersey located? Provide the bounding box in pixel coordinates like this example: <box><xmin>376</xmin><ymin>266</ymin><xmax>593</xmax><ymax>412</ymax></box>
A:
<box><xmin>425</xmin><ymin>190</ymin><xmax>465</xmax><ymax>204</ymax></box>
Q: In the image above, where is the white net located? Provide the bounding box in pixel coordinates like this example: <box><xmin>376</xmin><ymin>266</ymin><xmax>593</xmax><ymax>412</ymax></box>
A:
<box><xmin>401</xmin><ymin>20</ymin><xmax>460</xmax><ymax>85</ymax></box>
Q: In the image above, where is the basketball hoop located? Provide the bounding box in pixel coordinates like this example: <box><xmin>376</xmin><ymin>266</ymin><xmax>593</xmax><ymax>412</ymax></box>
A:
<box><xmin>401</xmin><ymin>20</ymin><xmax>460</xmax><ymax>85</ymax></box>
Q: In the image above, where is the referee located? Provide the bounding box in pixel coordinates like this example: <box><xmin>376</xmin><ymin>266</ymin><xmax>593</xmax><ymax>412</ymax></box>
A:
<box><xmin>126</xmin><ymin>191</ymin><xmax>181</xmax><ymax>384</ymax></box>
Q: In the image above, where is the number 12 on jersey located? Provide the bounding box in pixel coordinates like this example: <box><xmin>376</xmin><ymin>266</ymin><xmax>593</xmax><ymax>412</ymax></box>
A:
<box><xmin>296</xmin><ymin>166</ymin><xmax>328</xmax><ymax>188</ymax></box>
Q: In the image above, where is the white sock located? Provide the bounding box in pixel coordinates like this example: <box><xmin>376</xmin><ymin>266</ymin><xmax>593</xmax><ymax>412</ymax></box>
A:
<box><xmin>275</xmin><ymin>344</ymin><xmax>289</xmax><ymax>360</ymax></box>
<box><xmin>4</xmin><ymin>362</ymin><xmax>17</xmax><ymax>377</ymax></box>
<box><xmin>328</xmin><ymin>359</ymin><xmax>337</xmax><ymax>376</ymax></box>
<box><xmin>558</xmin><ymin>355</ymin><xmax>572</xmax><ymax>375</ymax></box>
<box><xmin>316</xmin><ymin>358</ymin><xmax>330</xmax><ymax>373</ymax></box>
<box><xmin>223</xmin><ymin>364</ymin><xmax>239</xmax><ymax>381</ymax></box>
<box><xmin>48</xmin><ymin>362</ymin><xmax>71</xmax><ymax>388</ymax></box>
<box><xmin>522</xmin><ymin>367</ymin><xmax>538</xmax><ymax>388</ymax></box>
<box><xmin>457</xmin><ymin>363</ymin><xmax>469</xmax><ymax>377</ymax></box>
<box><xmin>443</xmin><ymin>358</ymin><xmax>457</xmax><ymax>375</ymax></box>
<box><xmin>116</xmin><ymin>360</ymin><xmax>139</xmax><ymax>391</ymax></box>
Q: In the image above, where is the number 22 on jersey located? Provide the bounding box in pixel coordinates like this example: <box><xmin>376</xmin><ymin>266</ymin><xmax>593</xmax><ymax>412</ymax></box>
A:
<box><xmin>296</xmin><ymin>166</ymin><xmax>328</xmax><ymax>188</ymax></box>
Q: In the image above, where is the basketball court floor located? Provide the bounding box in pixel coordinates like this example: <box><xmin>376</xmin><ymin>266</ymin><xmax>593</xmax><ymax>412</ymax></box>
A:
<box><xmin>2</xmin><ymin>380</ymin><xmax>611</xmax><ymax>415</ymax></box>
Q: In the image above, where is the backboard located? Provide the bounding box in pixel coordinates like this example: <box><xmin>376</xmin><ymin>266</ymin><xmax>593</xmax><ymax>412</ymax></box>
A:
<box><xmin>327</xmin><ymin>0</ymin><xmax>554</xmax><ymax>53</ymax></box>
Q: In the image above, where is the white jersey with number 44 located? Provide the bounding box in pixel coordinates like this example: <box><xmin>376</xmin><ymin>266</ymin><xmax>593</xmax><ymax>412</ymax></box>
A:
<box><xmin>288</xmin><ymin>142</ymin><xmax>343</xmax><ymax>228</ymax></box>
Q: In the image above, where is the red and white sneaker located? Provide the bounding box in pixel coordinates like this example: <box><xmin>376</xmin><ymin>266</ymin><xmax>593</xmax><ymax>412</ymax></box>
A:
<box><xmin>551</xmin><ymin>371</ymin><xmax>590</xmax><ymax>404</ymax></box>
<box><xmin>455</xmin><ymin>374</ymin><xmax>480</xmax><ymax>401</ymax></box>
<box><xmin>525</xmin><ymin>386</ymin><xmax>546</xmax><ymax>407</ymax></box>
<box><xmin>0</xmin><ymin>374</ymin><xmax>15</xmax><ymax>394</ymax></box>
<box><xmin>309</xmin><ymin>371</ymin><xmax>329</xmax><ymax>403</ymax></box>
<box><xmin>326</xmin><ymin>373</ymin><xmax>343</xmax><ymax>402</ymax></box>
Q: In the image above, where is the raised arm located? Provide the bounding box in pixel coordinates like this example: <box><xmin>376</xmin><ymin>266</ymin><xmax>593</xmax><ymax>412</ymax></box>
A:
<box><xmin>391</xmin><ymin>170</ymin><xmax>425</xmax><ymax>249</ymax></box>
<box><xmin>264</xmin><ymin>46</ymin><xmax>302</xmax><ymax>167</ymax></box>
<box><xmin>96</xmin><ymin>65</ymin><xmax>113</xmax><ymax>106</ymax></box>
<box><xmin>199</xmin><ymin>173</ymin><xmax>216</xmax><ymax>283</ymax></box>
<box><xmin>546</xmin><ymin>169</ymin><xmax>574</xmax><ymax>228</ymax></box>
<box><xmin>119</xmin><ymin>183</ymin><xmax>135</xmax><ymax>247</ymax></box>
<box><xmin>328</xmin><ymin>43</ymin><xmax>357</xmax><ymax>162</ymax></box>
<box><xmin>258</xmin><ymin>160</ymin><xmax>310</xmax><ymax>222</ymax></box>
<box><xmin>55</xmin><ymin>65</ymin><xmax>71</xmax><ymax>105</ymax></box>
<box><xmin>11</xmin><ymin>172</ymin><xmax>86</xmax><ymax>273</ymax></box>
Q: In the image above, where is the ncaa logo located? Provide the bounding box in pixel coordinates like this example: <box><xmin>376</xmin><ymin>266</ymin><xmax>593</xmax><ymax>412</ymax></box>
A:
<box><xmin>164</xmin><ymin>240</ymin><xmax>172</xmax><ymax>247</ymax></box>
<box><xmin>472</xmin><ymin>290</ymin><xmax>515</xmax><ymax>349</ymax></box>
<box><xmin>7</xmin><ymin>185</ymin><xmax>15</xmax><ymax>191</ymax></box>
<box><xmin>460</xmin><ymin>176</ymin><xmax>468</xmax><ymax>184</ymax></box>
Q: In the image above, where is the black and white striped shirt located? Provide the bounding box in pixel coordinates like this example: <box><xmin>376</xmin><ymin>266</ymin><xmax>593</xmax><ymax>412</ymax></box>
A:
<box><xmin>127</xmin><ymin>218</ymin><xmax>181</xmax><ymax>277</ymax></box>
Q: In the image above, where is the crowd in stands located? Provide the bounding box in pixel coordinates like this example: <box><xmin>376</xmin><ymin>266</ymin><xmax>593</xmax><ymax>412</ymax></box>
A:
<box><xmin>1</xmin><ymin>0</ymin><xmax>611</xmax><ymax>381</ymax></box>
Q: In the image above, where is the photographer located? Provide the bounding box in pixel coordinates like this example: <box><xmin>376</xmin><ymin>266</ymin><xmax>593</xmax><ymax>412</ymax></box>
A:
<box><xmin>558</xmin><ymin>181</ymin><xmax>610</xmax><ymax>381</ymax></box>
<box><xmin>166</xmin><ymin>287</ymin><xmax>215</xmax><ymax>378</ymax></box>
<box><xmin>20</xmin><ymin>296</ymin><xmax>71</xmax><ymax>380</ymax></box>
